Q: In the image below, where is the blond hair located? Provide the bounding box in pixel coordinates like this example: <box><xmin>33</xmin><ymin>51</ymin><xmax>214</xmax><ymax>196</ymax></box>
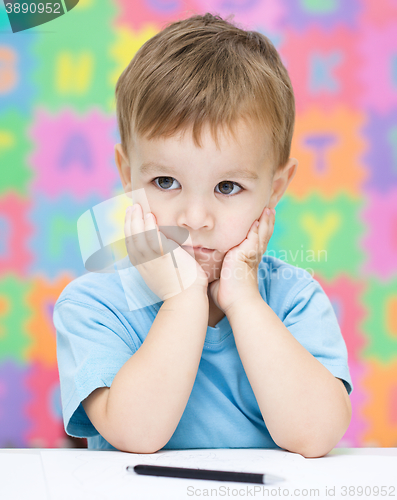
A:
<box><xmin>115</xmin><ymin>12</ymin><xmax>295</xmax><ymax>175</ymax></box>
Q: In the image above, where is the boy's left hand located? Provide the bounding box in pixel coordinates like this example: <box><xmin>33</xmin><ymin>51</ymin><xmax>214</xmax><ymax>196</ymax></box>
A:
<box><xmin>209</xmin><ymin>207</ymin><xmax>276</xmax><ymax>315</ymax></box>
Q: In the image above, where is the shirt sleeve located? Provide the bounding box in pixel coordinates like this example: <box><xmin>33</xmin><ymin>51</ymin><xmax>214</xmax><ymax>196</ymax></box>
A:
<box><xmin>282</xmin><ymin>278</ymin><xmax>353</xmax><ymax>396</ymax></box>
<box><xmin>53</xmin><ymin>298</ymin><xmax>140</xmax><ymax>438</ymax></box>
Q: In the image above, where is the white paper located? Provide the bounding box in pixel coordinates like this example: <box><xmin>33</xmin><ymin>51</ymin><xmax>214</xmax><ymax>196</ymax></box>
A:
<box><xmin>40</xmin><ymin>448</ymin><xmax>301</xmax><ymax>500</ymax></box>
<box><xmin>36</xmin><ymin>448</ymin><xmax>397</xmax><ymax>500</ymax></box>
<box><xmin>0</xmin><ymin>452</ymin><xmax>48</xmax><ymax>500</ymax></box>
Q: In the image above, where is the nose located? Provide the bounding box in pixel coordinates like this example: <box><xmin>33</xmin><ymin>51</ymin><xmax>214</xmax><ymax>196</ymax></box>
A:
<box><xmin>177</xmin><ymin>200</ymin><xmax>214</xmax><ymax>232</ymax></box>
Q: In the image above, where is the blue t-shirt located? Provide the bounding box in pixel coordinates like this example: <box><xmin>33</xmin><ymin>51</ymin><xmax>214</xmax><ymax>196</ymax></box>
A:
<box><xmin>53</xmin><ymin>255</ymin><xmax>353</xmax><ymax>451</ymax></box>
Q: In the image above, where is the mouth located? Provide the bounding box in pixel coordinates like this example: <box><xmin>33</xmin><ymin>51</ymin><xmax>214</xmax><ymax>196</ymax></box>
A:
<box><xmin>182</xmin><ymin>246</ymin><xmax>215</xmax><ymax>253</ymax></box>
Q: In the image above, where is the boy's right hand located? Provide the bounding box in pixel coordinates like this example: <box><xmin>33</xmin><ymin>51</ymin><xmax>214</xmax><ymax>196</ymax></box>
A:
<box><xmin>124</xmin><ymin>203</ymin><xmax>209</xmax><ymax>301</ymax></box>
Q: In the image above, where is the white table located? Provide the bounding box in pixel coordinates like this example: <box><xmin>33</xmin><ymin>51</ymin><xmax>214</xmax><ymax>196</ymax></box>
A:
<box><xmin>1</xmin><ymin>448</ymin><xmax>396</xmax><ymax>500</ymax></box>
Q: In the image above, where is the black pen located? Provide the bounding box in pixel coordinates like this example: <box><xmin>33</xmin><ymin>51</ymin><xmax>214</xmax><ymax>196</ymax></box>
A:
<box><xmin>127</xmin><ymin>464</ymin><xmax>284</xmax><ymax>484</ymax></box>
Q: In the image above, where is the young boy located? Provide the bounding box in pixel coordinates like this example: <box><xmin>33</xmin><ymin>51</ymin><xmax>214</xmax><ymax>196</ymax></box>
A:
<box><xmin>54</xmin><ymin>12</ymin><xmax>353</xmax><ymax>458</ymax></box>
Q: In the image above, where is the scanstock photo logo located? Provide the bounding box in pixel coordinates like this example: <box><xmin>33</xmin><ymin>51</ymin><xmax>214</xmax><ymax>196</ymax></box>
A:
<box><xmin>3</xmin><ymin>0</ymin><xmax>79</xmax><ymax>32</ymax></box>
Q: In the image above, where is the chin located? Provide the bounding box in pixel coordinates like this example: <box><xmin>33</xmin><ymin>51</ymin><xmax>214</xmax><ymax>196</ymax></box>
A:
<box><xmin>207</xmin><ymin>269</ymin><xmax>221</xmax><ymax>283</ymax></box>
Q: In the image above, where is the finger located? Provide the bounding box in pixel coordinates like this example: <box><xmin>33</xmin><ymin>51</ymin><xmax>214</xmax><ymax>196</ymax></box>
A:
<box><xmin>262</xmin><ymin>208</ymin><xmax>275</xmax><ymax>249</ymax></box>
<box><xmin>124</xmin><ymin>206</ymin><xmax>132</xmax><ymax>238</ymax></box>
<box><xmin>145</xmin><ymin>212</ymin><xmax>182</xmax><ymax>259</ymax></box>
<box><xmin>124</xmin><ymin>205</ymin><xmax>138</xmax><ymax>266</ymax></box>
<box><xmin>258</xmin><ymin>207</ymin><xmax>272</xmax><ymax>238</ymax></box>
<box><xmin>251</xmin><ymin>220</ymin><xmax>263</xmax><ymax>260</ymax></box>
<box><xmin>144</xmin><ymin>212</ymin><xmax>164</xmax><ymax>256</ymax></box>
<box><xmin>127</xmin><ymin>203</ymin><xmax>146</xmax><ymax>256</ymax></box>
<box><xmin>238</xmin><ymin>220</ymin><xmax>260</xmax><ymax>263</ymax></box>
<box><xmin>267</xmin><ymin>208</ymin><xmax>276</xmax><ymax>236</ymax></box>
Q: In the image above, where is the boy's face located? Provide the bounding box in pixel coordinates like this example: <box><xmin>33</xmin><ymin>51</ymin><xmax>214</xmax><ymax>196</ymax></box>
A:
<box><xmin>115</xmin><ymin>118</ymin><xmax>297</xmax><ymax>284</ymax></box>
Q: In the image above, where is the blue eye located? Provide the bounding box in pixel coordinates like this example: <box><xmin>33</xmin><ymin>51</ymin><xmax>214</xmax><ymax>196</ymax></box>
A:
<box><xmin>154</xmin><ymin>177</ymin><xmax>178</xmax><ymax>190</ymax></box>
<box><xmin>216</xmin><ymin>181</ymin><xmax>243</xmax><ymax>196</ymax></box>
<box><xmin>152</xmin><ymin>177</ymin><xmax>244</xmax><ymax>196</ymax></box>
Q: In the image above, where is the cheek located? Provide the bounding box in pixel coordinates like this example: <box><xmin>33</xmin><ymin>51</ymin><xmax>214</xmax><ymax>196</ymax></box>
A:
<box><xmin>218</xmin><ymin>220</ymin><xmax>251</xmax><ymax>250</ymax></box>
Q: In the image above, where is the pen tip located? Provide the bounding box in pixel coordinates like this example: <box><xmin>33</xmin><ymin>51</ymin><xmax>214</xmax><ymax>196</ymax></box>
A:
<box><xmin>264</xmin><ymin>473</ymin><xmax>284</xmax><ymax>484</ymax></box>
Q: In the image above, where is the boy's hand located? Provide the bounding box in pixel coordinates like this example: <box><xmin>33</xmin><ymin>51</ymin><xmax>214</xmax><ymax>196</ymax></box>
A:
<box><xmin>124</xmin><ymin>203</ymin><xmax>209</xmax><ymax>301</ymax></box>
<box><xmin>209</xmin><ymin>207</ymin><xmax>276</xmax><ymax>315</ymax></box>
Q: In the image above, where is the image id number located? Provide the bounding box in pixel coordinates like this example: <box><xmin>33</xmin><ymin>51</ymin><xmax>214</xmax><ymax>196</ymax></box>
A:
<box><xmin>341</xmin><ymin>485</ymin><xmax>396</xmax><ymax>496</ymax></box>
<box><xmin>5</xmin><ymin>3</ymin><xmax>61</xmax><ymax>14</ymax></box>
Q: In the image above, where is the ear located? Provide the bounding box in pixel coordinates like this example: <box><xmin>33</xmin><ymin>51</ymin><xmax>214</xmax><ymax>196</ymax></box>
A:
<box><xmin>268</xmin><ymin>158</ymin><xmax>298</xmax><ymax>209</ymax></box>
<box><xmin>114</xmin><ymin>143</ymin><xmax>132</xmax><ymax>196</ymax></box>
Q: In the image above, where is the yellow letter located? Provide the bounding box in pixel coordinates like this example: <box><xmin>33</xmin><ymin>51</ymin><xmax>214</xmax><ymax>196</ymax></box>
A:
<box><xmin>56</xmin><ymin>52</ymin><xmax>93</xmax><ymax>94</ymax></box>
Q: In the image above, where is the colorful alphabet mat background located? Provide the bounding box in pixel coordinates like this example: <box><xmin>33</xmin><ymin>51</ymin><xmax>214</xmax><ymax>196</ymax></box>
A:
<box><xmin>0</xmin><ymin>0</ymin><xmax>397</xmax><ymax>448</ymax></box>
